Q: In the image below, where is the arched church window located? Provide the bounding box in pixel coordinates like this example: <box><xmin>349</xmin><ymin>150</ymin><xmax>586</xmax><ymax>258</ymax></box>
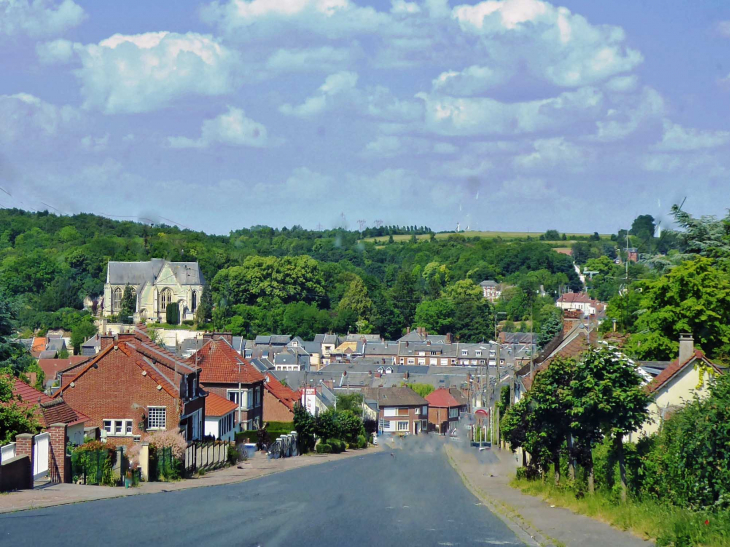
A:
<box><xmin>159</xmin><ymin>288</ymin><xmax>173</xmax><ymax>312</ymax></box>
<box><xmin>191</xmin><ymin>290</ymin><xmax>197</xmax><ymax>312</ymax></box>
<box><xmin>112</xmin><ymin>287</ymin><xmax>122</xmax><ymax>312</ymax></box>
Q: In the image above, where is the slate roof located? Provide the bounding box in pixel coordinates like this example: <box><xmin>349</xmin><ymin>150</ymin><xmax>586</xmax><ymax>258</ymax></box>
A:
<box><xmin>46</xmin><ymin>339</ymin><xmax>66</xmax><ymax>352</ymax></box>
<box><xmin>254</xmin><ymin>335</ymin><xmax>291</xmax><ymax>346</ymax></box>
<box><xmin>82</xmin><ymin>335</ymin><xmax>101</xmax><ymax>349</ymax></box>
<box><xmin>250</xmin><ymin>358</ymin><xmax>274</xmax><ymax>373</ymax></box>
<box><xmin>38</xmin><ymin>350</ymin><xmax>58</xmax><ymax>359</ymax></box>
<box><xmin>191</xmin><ymin>338</ymin><xmax>265</xmax><ymax>385</ymax></box>
<box><xmin>480</xmin><ymin>280</ymin><xmax>498</xmax><ymax>287</ymax></box>
<box><xmin>362</xmin><ymin>386</ymin><xmax>428</xmax><ymax>407</ymax></box>
<box><xmin>106</xmin><ymin>259</ymin><xmax>204</xmax><ymax>286</ymax></box>
<box><xmin>205</xmin><ymin>392</ymin><xmax>238</xmax><ymax>417</ymax></box>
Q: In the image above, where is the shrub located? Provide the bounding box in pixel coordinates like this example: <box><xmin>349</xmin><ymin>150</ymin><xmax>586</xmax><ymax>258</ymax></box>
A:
<box><xmin>328</xmin><ymin>439</ymin><xmax>345</xmax><ymax>453</ymax></box>
<box><xmin>146</xmin><ymin>429</ymin><xmax>187</xmax><ymax>460</ymax></box>
<box><xmin>357</xmin><ymin>434</ymin><xmax>368</xmax><ymax>449</ymax></box>
<box><xmin>316</xmin><ymin>443</ymin><xmax>332</xmax><ymax>454</ymax></box>
<box><xmin>166</xmin><ymin>302</ymin><xmax>180</xmax><ymax>325</ymax></box>
<box><xmin>227</xmin><ymin>444</ymin><xmax>241</xmax><ymax>465</ymax></box>
<box><xmin>71</xmin><ymin>441</ymin><xmax>117</xmax><ymax>486</ymax></box>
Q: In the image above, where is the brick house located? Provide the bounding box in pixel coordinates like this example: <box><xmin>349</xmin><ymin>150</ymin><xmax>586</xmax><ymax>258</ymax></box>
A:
<box><xmin>54</xmin><ymin>327</ymin><xmax>206</xmax><ymax>446</ymax></box>
<box><xmin>188</xmin><ymin>336</ymin><xmax>265</xmax><ymax>431</ymax></box>
<box><xmin>262</xmin><ymin>372</ymin><xmax>299</xmax><ymax>422</ymax></box>
<box><xmin>425</xmin><ymin>388</ymin><xmax>468</xmax><ymax>435</ymax></box>
<box><xmin>362</xmin><ymin>387</ymin><xmax>429</xmax><ymax>436</ymax></box>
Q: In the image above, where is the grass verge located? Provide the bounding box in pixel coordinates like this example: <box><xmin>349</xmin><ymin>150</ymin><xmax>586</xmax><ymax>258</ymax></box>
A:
<box><xmin>512</xmin><ymin>478</ymin><xmax>730</xmax><ymax>546</ymax></box>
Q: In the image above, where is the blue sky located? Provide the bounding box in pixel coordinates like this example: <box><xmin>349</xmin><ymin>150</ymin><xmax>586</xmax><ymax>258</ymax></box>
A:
<box><xmin>1</xmin><ymin>0</ymin><xmax>729</xmax><ymax>234</ymax></box>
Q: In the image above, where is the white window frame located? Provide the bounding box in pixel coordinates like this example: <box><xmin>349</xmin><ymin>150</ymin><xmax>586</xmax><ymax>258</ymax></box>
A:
<box><xmin>407</xmin><ymin>358</ymin><xmax>415</xmax><ymax>365</ymax></box>
<box><xmin>147</xmin><ymin>406</ymin><xmax>167</xmax><ymax>430</ymax></box>
<box><xmin>227</xmin><ymin>388</ymin><xmax>254</xmax><ymax>410</ymax></box>
<box><xmin>397</xmin><ymin>421</ymin><xmax>409</xmax><ymax>432</ymax></box>
<box><xmin>103</xmin><ymin>419</ymin><xmax>133</xmax><ymax>436</ymax></box>
<box><xmin>384</xmin><ymin>408</ymin><xmax>397</xmax><ymax>417</ymax></box>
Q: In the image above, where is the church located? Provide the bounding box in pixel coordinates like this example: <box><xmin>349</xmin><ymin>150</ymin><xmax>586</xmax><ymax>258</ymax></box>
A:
<box><xmin>103</xmin><ymin>259</ymin><xmax>205</xmax><ymax>323</ymax></box>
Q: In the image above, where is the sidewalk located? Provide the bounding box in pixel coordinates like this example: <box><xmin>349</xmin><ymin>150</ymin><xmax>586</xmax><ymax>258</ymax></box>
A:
<box><xmin>0</xmin><ymin>444</ymin><xmax>383</xmax><ymax>514</ymax></box>
<box><xmin>445</xmin><ymin>443</ymin><xmax>654</xmax><ymax>547</ymax></box>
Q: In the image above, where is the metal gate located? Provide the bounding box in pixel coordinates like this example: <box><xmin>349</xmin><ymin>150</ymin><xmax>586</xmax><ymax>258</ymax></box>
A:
<box><xmin>33</xmin><ymin>433</ymin><xmax>50</xmax><ymax>481</ymax></box>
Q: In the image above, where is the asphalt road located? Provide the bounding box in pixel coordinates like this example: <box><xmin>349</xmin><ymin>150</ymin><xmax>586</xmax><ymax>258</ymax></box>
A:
<box><xmin>0</xmin><ymin>437</ymin><xmax>523</xmax><ymax>547</ymax></box>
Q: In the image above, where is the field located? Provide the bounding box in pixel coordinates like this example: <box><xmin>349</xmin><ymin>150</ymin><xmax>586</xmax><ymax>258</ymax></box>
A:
<box><xmin>361</xmin><ymin>231</ymin><xmax>611</xmax><ymax>244</ymax></box>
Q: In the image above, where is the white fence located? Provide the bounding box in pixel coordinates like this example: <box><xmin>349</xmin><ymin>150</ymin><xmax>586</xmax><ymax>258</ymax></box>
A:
<box><xmin>183</xmin><ymin>441</ymin><xmax>230</xmax><ymax>472</ymax></box>
<box><xmin>0</xmin><ymin>442</ymin><xmax>15</xmax><ymax>462</ymax></box>
<box><xmin>33</xmin><ymin>433</ymin><xmax>50</xmax><ymax>480</ymax></box>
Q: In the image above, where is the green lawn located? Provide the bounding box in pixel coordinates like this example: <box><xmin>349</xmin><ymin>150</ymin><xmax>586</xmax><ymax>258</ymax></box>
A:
<box><xmin>361</xmin><ymin>231</ymin><xmax>611</xmax><ymax>244</ymax></box>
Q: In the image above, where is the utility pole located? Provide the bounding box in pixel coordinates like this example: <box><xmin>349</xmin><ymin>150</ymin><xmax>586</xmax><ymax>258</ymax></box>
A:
<box><xmin>494</xmin><ymin>341</ymin><xmax>500</xmax><ymax>448</ymax></box>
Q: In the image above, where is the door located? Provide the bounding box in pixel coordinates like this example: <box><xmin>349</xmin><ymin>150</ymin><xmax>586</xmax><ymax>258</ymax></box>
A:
<box><xmin>33</xmin><ymin>432</ymin><xmax>50</xmax><ymax>481</ymax></box>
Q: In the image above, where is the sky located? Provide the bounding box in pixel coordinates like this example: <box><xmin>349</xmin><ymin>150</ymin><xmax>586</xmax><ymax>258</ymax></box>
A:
<box><xmin>1</xmin><ymin>0</ymin><xmax>729</xmax><ymax>235</ymax></box>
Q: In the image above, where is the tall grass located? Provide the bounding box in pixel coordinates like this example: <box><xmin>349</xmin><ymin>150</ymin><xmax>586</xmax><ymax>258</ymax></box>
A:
<box><xmin>512</xmin><ymin>477</ymin><xmax>730</xmax><ymax>546</ymax></box>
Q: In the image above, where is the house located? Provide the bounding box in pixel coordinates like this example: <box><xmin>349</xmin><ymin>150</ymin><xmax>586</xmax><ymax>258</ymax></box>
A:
<box><xmin>479</xmin><ymin>280</ymin><xmax>501</xmax><ymax>302</ymax></box>
<box><xmin>556</xmin><ymin>292</ymin><xmax>604</xmax><ymax>317</ymax></box>
<box><xmin>203</xmin><ymin>392</ymin><xmax>239</xmax><ymax>442</ymax></box>
<box><xmin>273</xmin><ymin>347</ymin><xmax>310</xmax><ymax>372</ymax></box>
<box><xmin>37</xmin><ymin>356</ymin><xmax>92</xmax><ymax>390</ymax></box>
<box><xmin>425</xmin><ymin>388</ymin><xmax>468</xmax><ymax>434</ymax></box>
<box><xmin>262</xmin><ymin>372</ymin><xmax>299</xmax><ymax>422</ymax></box>
<box><xmin>54</xmin><ymin>326</ymin><xmax>206</xmax><ymax>445</ymax></box>
<box><xmin>639</xmin><ymin>334</ymin><xmax>724</xmax><ymax>437</ymax></box>
<box><xmin>397</xmin><ymin>327</ymin><xmax>449</xmax><ymax>344</ymax></box>
<box><xmin>362</xmin><ymin>387</ymin><xmax>429</xmax><ymax>436</ymax></box>
<box><xmin>103</xmin><ymin>259</ymin><xmax>205</xmax><ymax>323</ymax></box>
<box><xmin>30</xmin><ymin>337</ymin><xmax>47</xmax><ymax>358</ymax></box>
<box><xmin>627</xmin><ymin>248</ymin><xmax>639</xmax><ymax>263</ymax></box>
<box><xmin>8</xmin><ymin>377</ymin><xmax>89</xmax><ymax>446</ymax></box>
<box><xmin>81</xmin><ymin>334</ymin><xmax>101</xmax><ymax>356</ymax></box>
<box><xmin>188</xmin><ymin>336</ymin><xmax>265</xmax><ymax>431</ymax></box>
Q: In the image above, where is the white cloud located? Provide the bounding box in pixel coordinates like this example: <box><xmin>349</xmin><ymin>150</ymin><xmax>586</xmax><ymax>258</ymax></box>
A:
<box><xmin>63</xmin><ymin>32</ymin><xmax>240</xmax><ymax>114</ymax></box>
<box><xmin>416</xmin><ymin>86</ymin><xmax>603</xmax><ymax>137</ymax></box>
<box><xmin>591</xmin><ymin>86</ymin><xmax>664</xmax><ymax>141</ymax></box>
<box><xmin>604</xmin><ymin>75</ymin><xmax>638</xmax><ymax>93</ymax></box>
<box><xmin>391</xmin><ymin>0</ymin><xmax>420</xmax><ymax>14</ymax></box>
<box><xmin>653</xmin><ymin>120</ymin><xmax>730</xmax><ymax>151</ymax></box>
<box><xmin>641</xmin><ymin>152</ymin><xmax>728</xmax><ymax>178</ymax></box>
<box><xmin>1</xmin><ymin>0</ymin><xmax>85</xmax><ymax>39</ymax></box>
<box><xmin>432</xmin><ymin>65</ymin><xmax>511</xmax><ymax>96</ymax></box>
<box><xmin>0</xmin><ymin>93</ymin><xmax>81</xmax><ymax>145</ymax></box>
<box><xmin>265</xmin><ymin>46</ymin><xmax>355</xmax><ymax>73</ymax></box>
<box><xmin>167</xmin><ymin>107</ymin><xmax>278</xmax><ymax>149</ymax></box>
<box><xmin>513</xmin><ymin>137</ymin><xmax>590</xmax><ymax>172</ymax></box>
<box><xmin>451</xmin><ymin>0</ymin><xmax>643</xmax><ymax>87</ymax></box>
<box><xmin>36</xmin><ymin>38</ymin><xmax>74</xmax><ymax>64</ymax></box>
<box><xmin>80</xmin><ymin>133</ymin><xmax>109</xmax><ymax>152</ymax></box>
<box><xmin>284</xmin><ymin>167</ymin><xmax>333</xmax><ymax>195</ymax></box>
<box><xmin>715</xmin><ymin>20</ymin><xmax>730</xmax><ymax>37</ymax></box>
<box><xmin>361</xmin><ymin>135</ymin><xmax>457</xmax><ymax>158</ymax></box>
<box><xmin>280</xmin><ymin>71</ymin><xmax>422</xmax><ymax>121</ymax></box>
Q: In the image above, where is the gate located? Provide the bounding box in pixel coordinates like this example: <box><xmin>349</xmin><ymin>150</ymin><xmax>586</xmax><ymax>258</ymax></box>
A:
<box><xmin>33</xmin><ymin>433</ymin><xmax>50</xmax><ymax>481</ymax></box>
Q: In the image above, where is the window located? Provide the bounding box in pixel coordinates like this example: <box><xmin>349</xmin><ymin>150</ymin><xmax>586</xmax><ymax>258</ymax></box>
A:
<box><xmin>407</xmin><ymin>358</ymin><xmax>415</xmax><ymax>365</ymax></box>
<box><xmin>382</xmin><ymin>420</ymin><xmax>391</xmax><ymax>431</ymax></box>
<box><xmin>397</xmin><ymin>407</ymin><xmax>409</xmax><ymax>416</ymax></box>
<box><xmin>397</xmin><ymin>421</ymin><xmax>409</xmax><ymax>431</ymax></box>
<box><xmin>422</xmin><ymin>406</ymin><xmax>428</xmax><ymax>415</ymax></box>
<box><xmin>112</xmin><ymin>287</ymin><xmax>122</xmax><ymax>312</ymax></box>
<box><xmin>103</xmin><ymin>419</ymin><xmax>133</xmax><ymax>436</ymax></box>
<box><xmin>227</xmin><ymin>389</ymin><xmax>253</xmax><ymax>409</ymax></box>
<box><xmin>461</xmin><ymin>350</ymin><xmax>468</xmax><ymax>356</ymax></box>
<box><xmin>476</xmin><ymin>350</ymin><xmax>482</xmax><ymax>357</ymax></box>
<box><xmin>255</xmin><ymin>387</ymin><xmax>261</xmax><ymax>407</ymax></box>
<box><xmin>191</xmin><ymin>290</ymin><xmax>197</xmax><ymax>312</ymax></box>
<box><xmin>159</xmin><ymin>288</ymin><xmax>173</xmax><ymax>312</ymax></box>
<box><xmin>384</xmin><ymin>408</ymin><xmax>397</xmax><ymax>417</ymax></box>
<box><xmin>148</xmin><ymin>407</ymin><xmax>166</xmax><ymax>430</ymax></box>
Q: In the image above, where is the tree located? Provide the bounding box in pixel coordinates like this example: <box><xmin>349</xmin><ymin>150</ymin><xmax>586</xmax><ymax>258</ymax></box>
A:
<box><xmin>543</xmin><ymin>229</ymin><xmax>561</xmax><ymax>241</ymax></box>
<box><xmin>336</xmin><ymin>393</ymin><xmax>363</xmax><ymax>412</ymax></box>
<box><xmin>568</xmin><ymin>347</ymin><xmax>650</xmax><ymax>498</ymax></box>
<box><xmin>165</xmin><ymin>302</ymin><xmax>180</xmax><ymax>325</ymax></box>
<box><xmin>293</xmin><ymin>403</ymin><xmax>316</xmax><ymax>453</ymax></box>
<box><xmin>195</xmin><ymin>286</ymin><xmax>212</xmax><ymax>326</ymax></box>
<box><xmin>500</xmin><ymin>397</ymin><xmax>530</xmax><ymax>467</ymax></box>
<box><xmin>70</xmin><ymin>320</ymin><xmax>97</xmax><ymax>354</ymax></box>
<box><xmin>414</xmin><ymin>299</ymin><xmax>455</xmax><ymax>334</ymax></box>
<box><xmin>391</xmin><ymin>270</ymin><xmax>419</xmax><ymax>327</ymax></box>
<box><xmin>537</xmin><ymin>312</ymin><xmax>562</xmax><ymax>348</ymax></box>
<box><xmin>120</xmin><ymin>284</ymin><xmax>136</xmax><ymax>324</ymax></box>
<box><xmin>670</xmin><ymin>205</ymin><xmax>730</xmax><ymax>258</ymax></box>
<box><xmin>629</xmin><ymin>214</ymin><xmax>655</xmax><ymax>242</ymax></box>
<box><xmin>0</xmin><ymin>375</ymin><xmax>41</xmax><ymax>444</ymax></box>
<box><xmin>626</xmin><ymin>257</ymin><xmax>730</xmax><ymax>360</ymax></box>
<box><xmin>338</xmin><ymin>277</ymin><xmax>372</xmax><ymax>320</ymax></box>
<box><xmin>314</xmin><ymin>408</ymin><xmax>342</xmax><ymax>440</ymax></box>
<box><xmin>408</xmin><ymin>383</ymin><xmax>434</xmax><ymax>398</ymax></box>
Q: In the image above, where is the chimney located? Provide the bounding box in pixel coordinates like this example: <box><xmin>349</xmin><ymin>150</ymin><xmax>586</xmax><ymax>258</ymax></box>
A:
<box><xmin>446</xmin><ymin>333</ymin><xmax>453</xmax><ymax>344</ymax></box>
<box><xmin>100</xmin><ymin>333</ymin><xmax>115</xmax><ymax>350</ymax></box>
<box><xmin>679</xmin><ymin>333</ymin><xmax>694</xmax><ymax>364</ymax></box>
<box><xmin>407</xmin><ymin>327</ymin><xmax>411</xmax><ymax>334</ymax></box>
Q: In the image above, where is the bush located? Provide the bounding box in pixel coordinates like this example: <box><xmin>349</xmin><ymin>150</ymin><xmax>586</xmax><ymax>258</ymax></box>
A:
<box><xmin>227</xmin><ymin>444</ymin><xmax>241</xmax><ymax>465</ymax></box>
<box><xmin>327</xmin><ymin>439</ymin><xmax>345</xmax><ymax>453</ymax></box>
<box><xmin>166</xmin><ymin>302</ymin><xmax>180</xmax><ymax>325</ymax></box>
<box><xmin>357</xmin><ymin>434</ymin><xmax>368</xmax><ymax>449</ymax></box>
<box><xmin>71</xmin><ymin>441</ymin><xmax>117</xmax><ymax>486</ymax></box>
<box><xmin>316</xmin><ymin>442</ymin><xmax>332</xmax><ymax>454</ymax></box>
<box><xmin>146</xmin><ymin>429</ymin><xmax>187</xmax><ymax>460</ymax></box>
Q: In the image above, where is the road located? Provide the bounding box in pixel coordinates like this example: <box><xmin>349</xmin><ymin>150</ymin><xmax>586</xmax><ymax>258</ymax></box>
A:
<box><xmin>0</xmin><ymin>437</ymin><xmax>524</xmax><ymax>547</ymax></box>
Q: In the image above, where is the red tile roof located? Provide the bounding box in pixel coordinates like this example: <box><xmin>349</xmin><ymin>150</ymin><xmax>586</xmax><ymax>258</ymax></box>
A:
<box><xmin>425</xmin><ymin>388</ymin><xmax>462</xmax><ymax>408</ymax></box>
<box><xmin>189</xmin><ymin>339</ymin><xmax>264</xmax><ymax>385</ymax></box>
<box><xmin>646</xmin><ymin>349</ymin><xmax>722</xmax><ymax>394</ymax></box>
<box><xmin>8</xmin><ymin>377</ymin><xmax>88</xmax><ymax>427</ymax></box>
<box><xmin>31</xmin><ymin>337</ymin><xmax>47</xmax><ymax>357</ymax></box>
<box><xmin>205</xmin><ymin>392</ymin><xmax>239</xmax><ymax>417</ymax></box>
<box><xmin>264</xmin><ymin>373</ymin><xmax>299</xmax><ymax>412</ymax></box>
<box><xmin>38</xmin><ymin>357</ymin><xmax>92</xmax><ymax>380</ymax></box>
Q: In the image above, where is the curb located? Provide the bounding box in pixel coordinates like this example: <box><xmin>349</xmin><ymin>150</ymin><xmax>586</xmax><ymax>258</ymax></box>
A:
<box><xmin>444</xmin><ymin>444</ymin><xmax>558</xmax><ymax>547</ymax></box>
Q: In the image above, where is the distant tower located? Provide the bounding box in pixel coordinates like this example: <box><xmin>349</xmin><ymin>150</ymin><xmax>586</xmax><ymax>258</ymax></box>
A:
<box><xmin>374</xmin><ymin>220</ymin><xmax>384</xmax><ymax>228</ymax></box>
<box><xmin>357</xmin><ymin>219</ymin><xmax>366</xmax><ymax>232</ymax></box>
<box><xmin>456</xmin><ymin>222</ymin><xmax>461</xmax><ymax>232</ymax></box>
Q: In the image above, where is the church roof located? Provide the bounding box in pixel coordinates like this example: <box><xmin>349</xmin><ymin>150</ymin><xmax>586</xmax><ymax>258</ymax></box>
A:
<box><xmin>106</xmin><ymin>259</ymin><xmax>204</xmax><ymax>286</ymax></box>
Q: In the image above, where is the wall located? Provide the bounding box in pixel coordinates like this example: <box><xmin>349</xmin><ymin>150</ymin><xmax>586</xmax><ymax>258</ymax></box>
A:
<box><xmin>68</xmin><ymin>423</ymin><xmax>85</xmax><ymax>446</ymax></box>
<box><xmin>379</xmin><ymin>405</ymin><xmax>428</xmax><ymax>434</ymax></box>
<box><xmin>0</xmin><ymin>456</ymin><xmax>31</xmax><ymax>492</ymax></box>
<box><xmin>60</xmin><ymin>346</ymin><xmax>181</xmax><ymax>447</ymax></box>
<box><xmin>263</xmin><ymin>389</ymin><xmax>294</xmax><ymax>422</ymax></box>
<box><xmin>204</xmin><ymin>382</ymin><xmax>264</xmax><ymax>429</ymax></box>
<box><xmin>641</xmin><ymin>363</ymin><xmax>713</xmax><ymax>437</ymax></box>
